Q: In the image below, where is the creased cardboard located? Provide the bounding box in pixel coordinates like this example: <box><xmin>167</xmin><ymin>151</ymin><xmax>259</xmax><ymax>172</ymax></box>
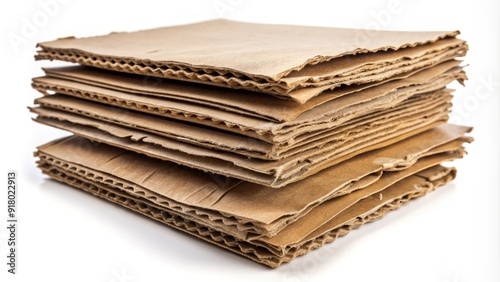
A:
<box><xmin>34</xmin><ymin>124</ymin><xmax>472</xmax><ymax>237</ymax></box>
<box><xmin>32</xmin><ymin>87</ymin><xmax>452</xmax><ymax>160</ymax></box>
<box><xmin>37</xmin><ymin>140</ymin><xmax>466</xmax><ymax>243</ymax></box>
<box><xmin>31</xmin><ymin>95</ymin><xmax>452</xmax><ymax>187</ymax></box>
<box><xmin>39</xmin><ymin>162</ymin><xmax>455</xmax><ymax>262</ymax></box>
<box><xmin>41</xmin><ymin>60</ymin><xmax>462</xmax><ymax>123</ymax></box>
<box><xmin>31</xmin><ymin>69</ymin><xmax>464</xmax><ymax>144</ymax></box>
<box><xmin>31</xmin><ymin>20</ymin><xmax>473</xmax><ymax>269</ymax></box>
<box><xmin>41</xmin><ymin>60</ymin><xmax>463</xmax><ymax>122</ymax></box>
<box><xmin>35</xmin><ymin>20</ymin><xmax>467</xmax><ymax>102</ymax></box>
<box><xmin>36</xmin><ymin>135</ymin><xmax>461</xmax><ymax>267</ymax></box>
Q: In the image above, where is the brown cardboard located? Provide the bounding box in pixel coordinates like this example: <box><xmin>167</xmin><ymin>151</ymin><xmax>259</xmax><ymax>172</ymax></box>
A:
<box><xmin>31</xmin><ymin>94</ymin><xmax>452</xmax><ymax>187</ymax></box>
<box><xmin>34</xmin><ymin>124</ymin><xmax>472</xmax><ymax>236</ymax></box>
<box><xmin>30</xmin><ymin>19</ymin><xmax>474</xmax><ymax>270</ymax></box>
<box><xmin>39</xmin><ymin>59</ymin><xmax>464</xmax><ymax>123</ymax></box>
<box><xmin>31</xmin><ymin>68</ymin><xmax>464</xmax><ymax>144</ymax></box>
<box><xmin>37</xmin><ymin>140</ymin><xmax>465</xmax><ymax>242</ymax></box>
<box><xmin>36</xmin><ymin>137</ymin><xmax>459</xmax><ymax>267</ymax></box>
<box><xmin>35</xmin><ymin>20</ymin><xmax>467</xmax><ymax>102</ymax></box>
<box><xmin>284</xmin><ymin>45</ymin><xmax>465</xmax><ymax>103</ymax></box>
<box><xmin>39</xmin><ymin>163</ymin><xmax>454</xmax><ymax>267</ymax></box>
<box><xmin>32</xmin><ymin>88</ymin><xmax>452</xmax><ymax>160</ymax></box>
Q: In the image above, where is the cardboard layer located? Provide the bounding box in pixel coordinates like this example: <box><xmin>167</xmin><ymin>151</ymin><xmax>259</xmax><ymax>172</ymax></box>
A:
<box><xmin>31</xmin><ymin>19</ymin><xmax>473</xmax><ymax>269</ymax></box>
<box><xmin>283</xmin><ymin>44</ymin><xmax>465</xmax><ymax>103</ymax></box>
<box><xmin>41</xmin><ymin>60</ymin><xmax>462</xmax><ymax>122</ymax></box>
<box><xmin>32</xmin><ymin>89</ymin><xmax>452</xmax><ymax>160</ymax></box>
<box><xmin>34</xmin><ymin>124</ymin><xmax>472</xmax><ymax>236</ymax></box>
<box><xmin>38</xmin><ymin>156</ymin><xmax>456</xmax><ymax>268</ymax></box>
<box><xmin>31</xmin><ymin>68</ymin><xmax>465</xmax><ymax>143</ymax></box>
<box><xmin>35</xmin><ymin>19</ymin><xmax>467</xmax><ymax>101</ymax></box>
<box><xmin>32</xmin><ymin>99</ymin><xmax>452</xmax><ymax>187</ymax></box>
<box><xmin>37</xmin><ymin>139</ymin><xmax>466</xmax><ymax>241</ymax></box>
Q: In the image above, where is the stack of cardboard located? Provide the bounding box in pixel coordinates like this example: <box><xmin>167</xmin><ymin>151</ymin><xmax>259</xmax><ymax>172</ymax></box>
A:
<box><xmin>31</xmin><ymin>20</ymin><xmax>472</xmax><ymax>267</ymax></box>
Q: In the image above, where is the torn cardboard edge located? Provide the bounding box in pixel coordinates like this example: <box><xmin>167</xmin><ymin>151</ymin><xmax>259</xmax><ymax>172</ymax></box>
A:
<box><xmin>35</xmin><ymin>20</ymin><xmax>466</xmax><ymax>101</ymax></box>
<box><xmin>31</xmin><ymin>71</ymin><xmax>465</xmax><ymax>142</ymax></box>
<box><xmin>39</xmin><ymin>159</ymin><xmax>455</xmax><ymax>253</ymax></box>
<box><xmin>32</xmin><ymin>108</ymin><xmax>451</xmax><ymax>187</ymax></box>
<box><xmin>40</xmin><ymin>60</ymin><xmax>464</xmax><ymax>122</ymax></box>
<box><xmin>32</xmin><ymin>89</ymin><xmax>452</xmax><ymax>160</ymax></box>
<box><xmin>33</xmin><ymin>124</ymin><xmax>472</xmax><ymax>234</ymax></box>
<box><xmin>36</xmin><ymin>141</ymin><xmax>466</xmax><ymax>241</ymax></box>
<box><xmin>36</xmin><ymin>41</ymin><xmax>467</xmax><ymax>103</ymax></box>
<box><xmin>39</xmin><ymin>158</ymin><xmax>456</xmax><ymax>268</ymax></box>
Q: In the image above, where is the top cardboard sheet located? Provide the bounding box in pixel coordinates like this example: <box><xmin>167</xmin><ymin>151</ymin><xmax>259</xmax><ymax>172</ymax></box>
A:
<box><xmin>35</xmin><ymin>20</ymin><xmax>466</xmax><ymax>102</ymax></box>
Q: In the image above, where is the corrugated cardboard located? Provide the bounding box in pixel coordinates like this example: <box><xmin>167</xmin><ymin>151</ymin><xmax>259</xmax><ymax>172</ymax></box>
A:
<box><xmin>35</xmin><ymin>20</ymin><xmax>467</xmax><ymax>102</ymax></box>
<box><xmin>34</xmin><ymin>124</ymin><xmax>472</xmax><ymax>239</ymax></box>
<box><xmin>32</xmin><ymin>88</ymin><xmax>452</xmax><ymax>160</ymax></box>
<box><xmin>31</xmin><ymin>66</ymin><xmax>465</xmax><ymax>144</ymax></box>
<box><xmin>37</xmin><ymin>140</ymin><xmax>465</xmax><ymax>242</ymax></box>
<box><xmin>30</xmin><ymin>20</ymin><xmax>474</xmax><ymax>269</ymax></box>
<box><xmin>31</xmin><ymin>92</ymin><xmax>452</xmax><ymax>187</ymax></box>
<box><xmin>39</xmin><ymin>163</ymin><xmax>455</xmax><ymax>267</ymax></box>
<box><xmin>39</xmin><ymin>60</ymin><xmax>463</xmax><ymax>123</ymax></box>
<box><xmin>36</xmin><ymin>130</ymin><xmax>465</xmax><ymax>267</ymax></box>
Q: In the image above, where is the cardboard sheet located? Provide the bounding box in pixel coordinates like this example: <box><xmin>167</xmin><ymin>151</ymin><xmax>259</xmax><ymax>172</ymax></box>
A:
<box><xmin>35</xmin><ymin>20</ymin><xmax>467</xmax><ymax>102</ymax></box>
<box><xmin>36</xmin><ymin>137</ymin><xmax>459</xmax><ymax>267</ymax></box>
<box><xmin>34</xmin><ymin>124</ymin><xmax>472</xmax><ymax>236</ymax></box>
<box><xmin>32</xmin><ymin>89</ymin><xmax>452</xmax><ymax>160</ymax></box>
<box><xmin>31</xmin><ymin>97</ymin><xmax>452</xmax><ymax>187</ymax></box>
<box><xmin>37</xmin><ymin>140</ymin><xmax>465</xmax><ymax>241</ymax></box>
<box><xmin>31</xmin><ymin>68</ymin><xmax>464</xmax><ymax>143</ymax></box>
<box><xmin>39</xmin><ymin>59</ymin><xmax>464</xmax><ymax>122</ymax></box>
<box><xmin>31</xmin><ymin>19</ymin><xmax>473</xmax><ymax>270</ymax></box>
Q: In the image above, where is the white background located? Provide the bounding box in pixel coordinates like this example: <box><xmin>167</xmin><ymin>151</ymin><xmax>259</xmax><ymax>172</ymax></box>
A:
<box><xmin>1</xmin><ymin>0</ymin><xmax>499</xmax><ymax>281</ymax></box>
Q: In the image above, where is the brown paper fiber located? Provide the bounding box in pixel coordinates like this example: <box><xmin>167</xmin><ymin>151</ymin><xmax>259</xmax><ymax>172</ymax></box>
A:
<box><xmin>41</xmin><ymin>59</ymin><xmax>463</xmax><ymax>122</ymax></box>
<box><xmin>31</xmin><ymin>116</ymin><xmax>449</xmax><ymax>188</ymax></box>
<box><xmin>34</xmin><ymin>124</ymin><xmax>472</xmax><ymax>237</ymax></box>
<box><xmin>35</xmin><ymin>20</ymin><xmax>467</xmax><ymax>102</ymax></box>
<box><xmin>37</xmin><ymin>141</ymin><xmax>458</xmax><ymax>267</ymax></box>
<box><xmin>37</xmin><ymin>139</ymin><xmax>465</xmax><ymax>242</ymax></box>
<box><xmin>31</xmin><ymin>19</ymin><xmax>473</xmax><ymax>269</ymax></box>
<box><xmin>31</xmin><ymin>91</ymin><xmax>453</xmax><ymax>187</ymax></box>
<box><xmin>32</xmin><ymin>62</ymin><xmax>465</xmax><ymax>143</ymax></box>
<box><xmin>32</xmin><ymin>88</ymin><xmax>452</xmax><ymax>161</ymax></box>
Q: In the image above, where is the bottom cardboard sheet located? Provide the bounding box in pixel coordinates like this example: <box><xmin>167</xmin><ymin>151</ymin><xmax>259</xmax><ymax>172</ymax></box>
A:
<box><xmin>36</xmin><ymin>135</ymin><xmax>464</xmax><ymax>268</ymax></box>
<box><xmin>34</xmin><ymin>124</ymin><xmax>471</xmax><ymax>240</ymax></box>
